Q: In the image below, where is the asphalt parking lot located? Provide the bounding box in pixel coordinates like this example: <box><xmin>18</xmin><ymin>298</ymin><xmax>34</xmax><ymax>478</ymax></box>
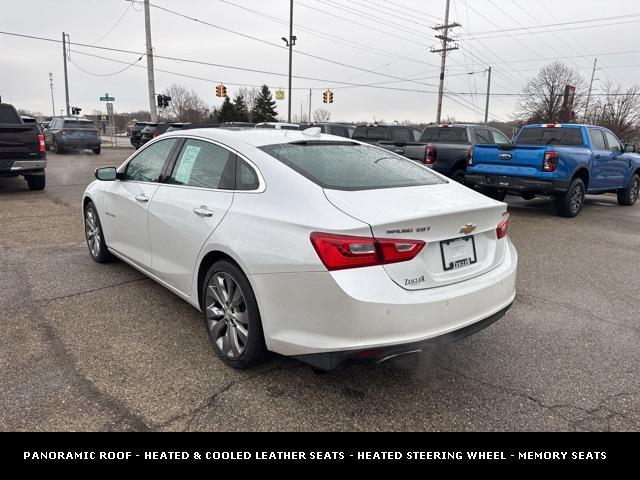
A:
<box><xmin>1</xmin><ymin>148</ymin><xmax>638</xmax><ymax>432</ymax></box>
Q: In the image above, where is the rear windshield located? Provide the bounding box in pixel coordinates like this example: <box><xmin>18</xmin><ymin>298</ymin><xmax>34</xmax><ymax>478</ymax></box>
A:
<box><xmin>260</xmin><ymin>142</ymin><xmax>445</xmax><ymax>191</ymax></box>
<box><xmin>352</xmin><ymin>126</ymin><xmax>390</xmax><ymax>141</ymax></box>
<box><xmin>421</xmin><ymin>127</ymin><xmax>468</xmax><ymax>143</ymax></box>
<box><xmin>0</xmin><ymin>106</ymin><xmax>21</xmax><ymax>123</ymax></box>
<box><xmin>63</xmin><ymin>120</ymin><xmax>95</xmax><ymax>129</ymax></box>
<box><xmin>516</xmin><ymin>127</ymin><xmax>584</xmax><ymax>146</ymax></box>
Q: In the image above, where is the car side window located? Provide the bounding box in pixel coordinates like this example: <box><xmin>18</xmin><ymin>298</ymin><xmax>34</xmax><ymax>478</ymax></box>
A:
<box><xmin>124</xmin><ymin>138</ymin><xmax>178</xmax><ymax>183</ymax></box>
<box><xmin>236</xmin><ymin>159</ymin><xmax>260</xmax><ymax>190</ymax></box>
<box><xmin>329</xmin><ymin>126</ymin><xmax>349</xmax><ymax>138</ymax></box>
<box><xmin>169</xmin><ymin>139</ymin><xmax>235</xmax><ymax>189</ymax></box>
<box><xmin>491</xmin><ymin>130</ymin><xmax>510</xmax><ymax>144</ymax></box>
<box><xmin>588</xmin><ymin>129</ymin><xmax>606</xmax><ymax>150</ymax></box>
<box><xmin>392</xmin><ymin>128</ymin><xmax>411</xmax><ymax>142</ymax></box>
<box><xmin>474</xmin><ymin>129</ymin><xmax>492</xmax><ymax>144</ymax></box>
<box><xmin>604</xmin><ymin>131</ymin><xmax>622</xmax><ymax>152</ymax></box>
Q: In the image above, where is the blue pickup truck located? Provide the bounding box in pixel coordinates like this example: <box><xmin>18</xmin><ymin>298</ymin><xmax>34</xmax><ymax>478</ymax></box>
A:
<box><xmin>465</xmin><ymin>123</ymin><xmax>640</xmax><ymax>217</ymax></box>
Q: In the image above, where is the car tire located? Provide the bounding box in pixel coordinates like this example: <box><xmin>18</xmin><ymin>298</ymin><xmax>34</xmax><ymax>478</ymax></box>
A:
<box><xmin>451</xmin><ymin>169</ymin><xmax>466</xmax><ymax>184</ymax></box>
<box><xmin>617</xmin><ymin>174</ymin><xmax>640</xmax><ymax>206</ymax></box>
<box><xmin>522</xmin><ymin>193</ymin><xmax>535</xmax><ymax>200</ymax></box>
<box><xmin>54</xmin><ymin>140</ymin><xmax>63</xmax><ymax>154</ymax></box>
<box><xmin>84</xmin><ymin>202</ymin><xmax>114</xmax><ymax>263</ymax></box>
<box><xmin>92</xmin><ymin>147</ymin><xmax>101</xmax><ymax>155</ymax></box>
<box><xmin>25</xmin><ymin>173</ymin><xmax>45</xmax><ymax>190</ymax></box>
<box><xmin>201</xmin><ymin>260</ymin><xmax>267</xmax><ymax>369</ymax></box>
<box><xmin>556</xmin><ymin>177</ymin><xmax>585</xmax><ymax>217</ymax></box>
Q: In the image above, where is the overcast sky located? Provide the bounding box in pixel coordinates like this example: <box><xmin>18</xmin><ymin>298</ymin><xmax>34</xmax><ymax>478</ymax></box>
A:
<box><xmin>1</xmin><ymin>0</ymin><xmax>639</xmax><ymax>123</ymax></box>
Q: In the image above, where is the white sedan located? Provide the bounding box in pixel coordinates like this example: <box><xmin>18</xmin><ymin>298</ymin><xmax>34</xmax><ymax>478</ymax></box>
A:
<box><xmin>83</xmin><ymin>128</ymin><xmax>517</xmax><ymax>370</ymax></box>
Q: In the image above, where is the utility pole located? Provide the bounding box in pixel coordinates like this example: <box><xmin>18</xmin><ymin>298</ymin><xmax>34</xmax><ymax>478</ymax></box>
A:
<box><xmin>62</xmin><ymin>32</ymin><xmax>70</xmax><ymax>116</ymax></box>
<box><xmin>431</xmin><ymin>0</ymin><xmax>460</xmax><ymax>124</ymax></box>
<box><xmin>308</xmin><ymin>89</ymin><xmax>312</xmax><ymax>124</ymax></box>
<box><xmin>49</xmin><ymin>72</ymin><xmax>56</xmax><ymax>117</ymax></box>
<box><xmin>484</xmin><ymin>66</ymin><xmax>492</xmax><ymax>124</ymax></box>
<box><xmin>285</xmin><ymin>0</ymin><xmax>295</xmax><ymax>123</ymax></box>
<box><xmin>583</xmin><ymin>58</ymin><xmax>598</xmax><ymax>120</ymax></box>
<box><xmin>144</xmin><ymin>0</ymin><xmax>158</xmax><ymax>122</ymax></box>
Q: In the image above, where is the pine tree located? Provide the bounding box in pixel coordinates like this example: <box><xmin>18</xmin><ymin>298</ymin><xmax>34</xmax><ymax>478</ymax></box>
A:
<box><xmin>232</xmin><ymin>94</ymin><xmax>250</xmax><ymax>122</ymax></box>
<box><xmin>216</xmin><ymin>96</ymin><xmax>236</xmax><ymax>123</ymax></box>
<box><xmin>252</xmin><ymin>85</ymin><xmax>278</xmax><ymax>122</ymax></box>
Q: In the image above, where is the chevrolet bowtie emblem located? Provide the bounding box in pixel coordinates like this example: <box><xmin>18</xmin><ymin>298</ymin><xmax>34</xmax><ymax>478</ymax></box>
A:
<box><xmin>459</xmin><ymin>223</ymin><xmax>477</xmax><ymax>235</ymax></box>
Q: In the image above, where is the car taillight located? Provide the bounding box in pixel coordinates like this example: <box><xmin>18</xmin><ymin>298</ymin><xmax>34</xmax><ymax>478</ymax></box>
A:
<box><xmin>60</xmin><ymin>129</ymin><xmax>65</xmax><ymax>136</ymax></box>
<box><xmin>37</xmin><ymin>134</ymin><xmax>46</xmax><ymax>153</ymax></box>
<box><xmin>496</xmin><ymin>213</ymin><xmax>510</xmax><ymax>239</ymax></box>
<box><xmin>543</xmin><ymin>151</ymin><xmax>558</xmax><ymax>172</ymax></box>
<box><xmin>467</xmin><ymin>146</ymin><xmax>474</xmax><ymax>166</ymax></box>
<box><xmin>424</xmin><ymin>146</ymin><xmax>437</xmax><ymax>165</ymax></box>
<box><xmin>310</xmin><ymin>232</ymin><xmax>425</xmax><ymax>271</ymax></box>
<box><xmin>152</xmin><ymin>131</ymin><xmax>159</xmax><ymax>137</ymax></box>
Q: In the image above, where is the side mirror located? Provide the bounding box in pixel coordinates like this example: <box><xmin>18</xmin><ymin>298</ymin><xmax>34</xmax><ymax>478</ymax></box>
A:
<box><xmin>95</xmin><ymin>167</ymin><xmax>118</xmax><ymax>181</ymax></box>
<box><xmin>624</xmin><ymin>144</ymin><xmax>636</xmax><ymax>153</ymax></box>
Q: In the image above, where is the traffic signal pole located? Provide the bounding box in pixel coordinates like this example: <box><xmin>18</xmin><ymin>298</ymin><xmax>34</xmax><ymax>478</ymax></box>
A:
<box><xmin>144</xmin><ymin>0</ymin><xmax>158</xmax><ymax>122</ymax></box>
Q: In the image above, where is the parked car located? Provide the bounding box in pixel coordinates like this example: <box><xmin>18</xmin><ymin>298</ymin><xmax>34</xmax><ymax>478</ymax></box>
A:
<box><xmin>419</xmin><ymin>124</ymin><xmax>512</xmax><ymax>183</ymax></box>
<box><xmin>220</xmin><ymin>122</ymin><xmax>254</xmax><ymax>129</ymax></box>
<box><xmin>130</xmin><ymin>121</ymin><xmax>152</xmax><ymax>149</ymax></box>
<box><xmin>138</xmin><ymin>123</ymin><xmax>172</xmax><ymax>147</ymax></box>
<box><xmin>298</xmin><ymin>123</ymin><xmax>352</xmax><ymax>138</ymax></box>
<box><xmin>351</xmin><ymin>123</ymin><xmax>425</xmax><ymax>162</ymax></box>
<box><xmin>0</xmin><ymin>103</ymin><xmax>47</xmax><ymax>190</ymax></box>
<box><xmin>44</xmin><ymin>117</ymin><xmax>101</xmax><ymax>154</ymax></box>
<box><xmin>180</xmin><ymin>123</ymin><xmax>221</xmax><ymax>131</ymax></box>
<box><xmin>466</xmin><ymin>123</ymin><xmax>640</xmax><ymax>217</ymax></box>
<box><xmin>83</xmin><ymin>128</ymin><xmax>517</xmax><ymax>370</ymax></box>
<box><xmin>255</xmin><ymin>122</ymin><xmax>299</xmax><ymax>130</ymax></box>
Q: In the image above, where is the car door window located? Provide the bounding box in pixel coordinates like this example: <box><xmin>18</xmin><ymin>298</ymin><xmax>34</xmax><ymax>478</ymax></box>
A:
<box><xmin>589</xmin><ymin>129</ymin><xmax>606</xmax><ymax>150</ymax></box>
<box><xmin>236</xmin><ymin>159</ymin><xmax>260</xmax><ymax>190</ymax></box>
<box><xmin>329</xmin><ymin>126</ymin><xmax>349</xmax><ymax>138</ymax></box>
<box><xmin>124</xmin><ymin>138</ymin><xmax>178</xmax><ymax>183</ymax></box>
<box><xmin>392</xmin><ymin>128</ymin><xmax>411</xmax><ymax>142</ymax></box>
<box><xmin>604</xmin><ymin>131</ymin><xmax>622</xmax><ymax>152</ymax></box>
<box><xmin>491</xmin><ymin>130</ymin><xmax>510</xmax><ymax>144</ymax></box>
<box><xmin>169</xmin><ymin>139</ymin><xmax>235</xmax><ymax>189</ymax></box>
<box><xmin>474</xmin><ymin>129</ymin><xmax>492</xmax><ymax>144</ymax></box>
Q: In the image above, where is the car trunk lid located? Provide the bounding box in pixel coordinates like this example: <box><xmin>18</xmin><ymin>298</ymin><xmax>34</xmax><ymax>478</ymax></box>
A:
<box><xmin>323</xmin><ymin>183</ymin><xmax>508</xmax><ymax>290</ymax></box>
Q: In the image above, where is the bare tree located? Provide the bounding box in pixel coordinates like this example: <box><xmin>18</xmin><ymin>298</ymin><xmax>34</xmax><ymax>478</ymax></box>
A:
<box><xmin>518</xmin><ymin>61</ymin><xmax>585</xmax><ymax>123</ymax></box>
<box><xmin>586</xmin><ymin>81</ymin><xmax>640</xmax><ymax>143</ymax></box>
<box><xmin>238</xmin><ymin>86</ymin><xmax>260</xmax><ymax>121</ymax></box>
<box><xmin>313</xmin><ymin>109</ymin><xmax>331</xmax><ymax>122</ymax></box>
<box><xmin>161</xmin><ymin>84</ymin><xmax>209</xmax><ymax>122</ymax></box>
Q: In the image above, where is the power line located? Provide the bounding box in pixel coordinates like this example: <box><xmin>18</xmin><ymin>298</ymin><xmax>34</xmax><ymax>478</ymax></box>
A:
<box><xmin>68</xmin><ymin>54</ymin><xmax>143</xmax><ymax>76</ymax></box>
<box><xmin>87</xmin><ymin>2</ymin><xmax>132</xmax><ymax>46</ymax></box>
<box><xmin>381</xmin><ymin>0</ymin><xmax>443</xmax><ymax>21</ymax></box>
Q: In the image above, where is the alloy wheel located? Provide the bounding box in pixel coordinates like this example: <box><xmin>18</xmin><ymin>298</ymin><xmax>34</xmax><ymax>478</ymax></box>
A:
<box><xmin>570</xmin><ymin>183</ymin><xmax>584</xmax><ymax>213</ymax></box>
<box><xmin>205</xmin><ymin>272</ymin><xmax>249</xmax><ymax>358</ymax></box>
<box><xmin>84</xmin><ymin>207</ymin><xmax>101</xmax><ymax>257</ymax></box>
<box><xmin>631</xmin><ymin>178</ymin><xmax>640</xmax><ymax>203</ymax></box>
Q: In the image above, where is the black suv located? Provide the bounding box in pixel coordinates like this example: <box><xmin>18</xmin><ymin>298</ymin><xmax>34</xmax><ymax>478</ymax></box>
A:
<box><xmin>138</xmin><ymin>123</ymin><xmax>172</xmax><ymax>147</ymax></box>
<box><xmin>130</xmin><ymin>122</ymin><xmax>152</xmax><ymax>149</ymax></box>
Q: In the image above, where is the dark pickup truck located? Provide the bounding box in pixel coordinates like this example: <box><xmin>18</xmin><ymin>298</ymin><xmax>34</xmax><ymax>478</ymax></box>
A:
<box><xmin>351</xmin><ymin>124</ymin><xmax>425</xmax><ymax>161</ymax></box>
<box><xmin>0</xmin><ymin>103</ymin><xmax>47</xmax><ymax>190</ymax></box>
<box><xmin>419</xmin><ymin>124</ymin><xmax>512</xmax><ymax>183</ymax></box>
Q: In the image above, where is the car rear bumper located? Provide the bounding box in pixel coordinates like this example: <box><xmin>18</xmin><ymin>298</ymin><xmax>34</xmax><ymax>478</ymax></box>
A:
<box><xmin>0</xmin><ymin>158</ymin><xmax>47</xmax><ymax>174</ymax></box>
<box><xmin>466</xmin><ymin>174</ymin><xmax>569</xmax><ymax>193</ymax></box>
<box><xmin>58</xmin><ymin>141</ymin><xmax>101</xmax><ymax>149</ymax></box>
<box><xmin>250</xmin><ymin>238</ymin><xmax>517</xmax><ymax>368</ymax></box>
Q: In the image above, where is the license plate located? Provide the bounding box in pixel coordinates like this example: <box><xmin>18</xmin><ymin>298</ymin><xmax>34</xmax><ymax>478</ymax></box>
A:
<box><xmin>440</xmin><ymin>236</ymin><xmax>477</xmax><ymax>271</ymax></box>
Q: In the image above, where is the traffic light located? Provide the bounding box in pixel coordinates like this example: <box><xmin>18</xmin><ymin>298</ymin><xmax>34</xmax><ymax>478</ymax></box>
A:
<box><xmin>156</xmin><ymin>95</ymin><xmax>171</xmax><ymax>108</ymax></box>
<box><xmin>323</xmin><ymin>90</ymin><xmax>328</xmax><ymax>104</ymax></box>
<box><xmin>216</xmin><ymin>84</ymin><xmax>227</xmax><ymax>98</ymax></box>
<box><xmin>328</xmin><ymin>90</ymin><xmax>334</xmax><ymax>104</ymax></box>
<box><xmin>71</xmin><ymin>106</ymin><xmax>81</xmax><ymax>115</ymax></box>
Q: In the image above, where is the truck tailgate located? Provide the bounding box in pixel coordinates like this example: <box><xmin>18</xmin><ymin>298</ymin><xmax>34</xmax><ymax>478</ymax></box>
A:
<box><xmin>0</xmin><ymin>124</ymin><xmax>39</xmax><ymax>160</ymax></box>
<box><xmin>470</xmin><ymin>144</ymin><xmax>547</xmax><ymax>176</ymax></box>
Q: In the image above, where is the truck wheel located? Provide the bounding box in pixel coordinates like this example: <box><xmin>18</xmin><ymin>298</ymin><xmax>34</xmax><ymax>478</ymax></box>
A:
<box><xmin>92</xmin><ymin>147</ymin><xmax>101</xmax><ymax>155</ymax></box>
<box><xmin>556</xmin><ymin>177</ymin><xmax>585</xmax><ymax>217</ymax></box>
<box><xmin>617</xmin><ymin>174</ymin><xmax>639</xmax><ymax>206</ymax></box>
<box><xmin>481</xmin><ymin>188</ymin><xmax>506</xmax><ymax>202</ymax></box>
<box><xmin>522</xmin><ymin>193</ymin><xmax>535</xmax><ymax>200</ymax></box>
<box><xmin>25</xmin><ymin>174</ymin><xmax>46</xmax><ymax>191</ymax></box>
<box><xmin>54</xmin><ymin>141</ymin><xmax>64</xmax><ymax>154</ymax></box>
<box><xmin>451</xmin><ymin>170</ymin><xmax>466</xmax><ymax>184</ymax></box>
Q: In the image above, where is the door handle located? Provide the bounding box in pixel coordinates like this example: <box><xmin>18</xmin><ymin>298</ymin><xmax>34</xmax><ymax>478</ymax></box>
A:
<box><xmin>134</xmin><ymin>194</ymin><xmax>149</xmax><ymax>202</ymax></box>
<box><xmin>193</xmin><ymin>206</ymin><xmax>214</xmax><ymax>217</ymax></box>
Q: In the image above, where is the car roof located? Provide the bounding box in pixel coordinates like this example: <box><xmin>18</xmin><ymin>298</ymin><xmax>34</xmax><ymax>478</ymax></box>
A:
<box><xmin>161</xmin><ymin>127</ymin><xmax>354</xmax><ymax>148</ymax></box>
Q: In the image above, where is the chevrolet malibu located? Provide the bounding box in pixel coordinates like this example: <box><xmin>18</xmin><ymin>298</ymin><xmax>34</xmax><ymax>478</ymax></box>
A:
<box><xmin>82</xmin><ymin>128</ymin><xmax>517</xmax><ymax>370</ymax></box>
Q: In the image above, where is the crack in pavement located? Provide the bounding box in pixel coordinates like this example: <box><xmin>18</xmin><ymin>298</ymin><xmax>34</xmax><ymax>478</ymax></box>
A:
<box><xmin>440</xmin><ymin>364</ymin><xmax>638</xmax><ymax>431</ymax></box>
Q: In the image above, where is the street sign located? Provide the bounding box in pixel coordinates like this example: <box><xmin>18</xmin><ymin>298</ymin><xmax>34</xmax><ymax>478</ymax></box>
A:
<box><xmin>106</xmin><ymin>102</ymin><xmax>114</xmax><ymax>116</ymax></box>
<box><xmin>100</xmin><ymin>93</ymin><xmax>115</xmax><ymax>101</ymax></box>
<box><xmin>275</xmin><ymin>89</ymin><xmax>285</xmax><ymax>101</ymax></box>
